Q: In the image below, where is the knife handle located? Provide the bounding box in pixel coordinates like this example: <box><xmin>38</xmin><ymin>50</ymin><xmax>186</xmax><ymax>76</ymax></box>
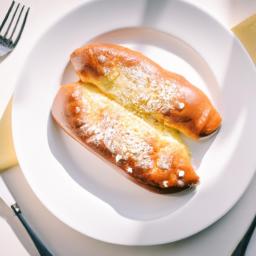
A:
<box><xmin>231</xmin><ymin>215</ymin><xmax>256</xmax><ymax>256</ymax></box>
<box><xmin>11</xmin><ymin>203</ymin><xmax>53</xmax><ymax>256</ymax></box>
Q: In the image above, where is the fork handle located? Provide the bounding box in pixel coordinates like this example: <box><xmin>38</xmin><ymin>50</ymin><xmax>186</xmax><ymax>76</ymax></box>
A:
<box><xmin>11</xmin><ymin>203</ymin><xmax>53</xmax><ymax>256</ymax></box>
<box><xmin>231</xmin><ymin>215</ymin><xmax>256</xmax><ymax>256</ymax></box>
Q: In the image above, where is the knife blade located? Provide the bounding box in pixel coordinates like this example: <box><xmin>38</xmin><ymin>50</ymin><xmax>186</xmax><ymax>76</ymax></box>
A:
<box><xmin>0</xmin><ymin>176</ymin><xmax>15</xmax><ymax>206</ymax></box>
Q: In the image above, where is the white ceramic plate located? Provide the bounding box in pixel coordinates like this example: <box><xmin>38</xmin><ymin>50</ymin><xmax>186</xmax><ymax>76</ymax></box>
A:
<box><xmin>12</xmin><ymin>0</ymin><xmax>256</xmax><ymax>245</ymax></box>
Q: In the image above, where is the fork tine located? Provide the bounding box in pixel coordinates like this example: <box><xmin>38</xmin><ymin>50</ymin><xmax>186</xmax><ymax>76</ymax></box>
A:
<box><xmin>9</xmin><ymin>5</ymin><xmax>24</xmax><ymax>41</ymax></box>
<box><xmin>0</xmin><ymin>1</ymin><xmax>15</xmax><ymax>33</ymax></box>
<box><xmin>4</xmin><ymin>3</ymin><xmax>20</xmax><ymax>38</ymax></box>
<box><xmin>13</xmin><ymin>7</ymin><xmax>29</xmax><ymax>47</ymax></box>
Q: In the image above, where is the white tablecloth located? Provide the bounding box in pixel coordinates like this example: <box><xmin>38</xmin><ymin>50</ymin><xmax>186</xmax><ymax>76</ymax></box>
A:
<box><xmin>0</xmin><ymin>0</ymin><xmax>256</xmax><ymax>255</ymax></box>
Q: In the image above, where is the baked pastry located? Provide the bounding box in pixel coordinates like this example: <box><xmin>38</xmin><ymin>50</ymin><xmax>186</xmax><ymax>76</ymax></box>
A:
<box><xmin>52</xmin><ymin>83</ymin><xmax>199</xmax><ymax>192</ymax></box>
<box><xmin>71</xmin><ymin>43</ymin><xmax>221</xmax><ymax>139</ymax></box>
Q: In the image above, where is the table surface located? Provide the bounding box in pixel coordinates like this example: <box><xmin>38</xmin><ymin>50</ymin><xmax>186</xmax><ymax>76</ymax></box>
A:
<box><xmin>0</xmin><ymin>0</ymin><xmax>256</xmax><ymax>255</ymax></box>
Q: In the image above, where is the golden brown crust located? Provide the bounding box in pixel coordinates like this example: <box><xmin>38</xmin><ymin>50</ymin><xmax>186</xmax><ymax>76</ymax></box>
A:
<box><xmin>71</xmin><ymin>43</ymin><xmax>222</xmax><ymax>139</ymax></box>
<box><xmin>51</xmin><ymin>83</ymin><xmax>199</xmax><ymax>192</ymax></box>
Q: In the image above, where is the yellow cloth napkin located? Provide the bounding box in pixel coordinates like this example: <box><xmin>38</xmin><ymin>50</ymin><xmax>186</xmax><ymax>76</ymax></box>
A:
<box><xmin>0</xmin><ymin>15</ymin><xmax>256</xmax><ymax>172</ymax></box>
<box><xmin>0</xmin><ymin>100</ymin><xmax>17</xmax><ymax>171</ymax></box>
<box><xmin>232</xmin><ymin>15</ymin><xmax>256</xmax><ymax>63</ymax></box>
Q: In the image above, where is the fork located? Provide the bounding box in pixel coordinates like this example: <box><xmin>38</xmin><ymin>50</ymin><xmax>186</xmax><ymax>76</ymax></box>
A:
<box><xmin>0</xmin><ymin>1</ymin><xmax>29</xmax><ymax>57</ymax></box>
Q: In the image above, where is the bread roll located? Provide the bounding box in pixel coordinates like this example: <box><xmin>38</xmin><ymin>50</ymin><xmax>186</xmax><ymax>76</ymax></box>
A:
<box><xmin>52</xmin><ymin>83</ymin><xmax>199</xmax><ymax>192</ymax></box>
<box><xmin>71</xmin><ymin>43</ymin><xmax>221</xmax><ymax>139</ymax></box>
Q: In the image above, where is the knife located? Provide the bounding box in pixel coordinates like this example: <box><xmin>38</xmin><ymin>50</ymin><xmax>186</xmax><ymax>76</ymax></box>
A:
<box><xmin>0</xmin><ymin>176</ymin><xmax>53</xmax><ymax>256</ymax></box>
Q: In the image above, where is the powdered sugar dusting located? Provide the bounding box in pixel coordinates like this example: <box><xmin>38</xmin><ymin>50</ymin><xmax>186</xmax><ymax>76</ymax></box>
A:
<box><xmin>157</xmin><ymin>152</ymin><xmax>173</xmax><ymax>170</ymax></box>
<box><xmin>99</xmin><ymin>64</ymin><xmax>182</xmax><ymax>115</ymax></box>
<box><xmin>76</xmin><ymin>86</ymin><xmax>155</xmax><ymax>170</ymax></box>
